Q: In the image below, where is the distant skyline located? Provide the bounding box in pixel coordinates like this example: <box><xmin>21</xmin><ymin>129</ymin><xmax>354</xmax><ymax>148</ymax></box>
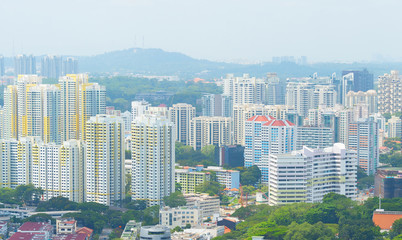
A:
<box><xmin>1</xmin><ymin>0</ymin><xmax>401</xmax><ymax>63</ymax></box>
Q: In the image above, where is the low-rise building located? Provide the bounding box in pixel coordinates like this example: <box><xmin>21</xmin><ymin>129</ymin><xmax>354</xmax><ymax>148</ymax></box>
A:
<box><xmin>372</xmin><ymin>210</ymin><xmax>402</xmax><ymax>231</ymax></box>
<box><xmin>14</xmin><ymin>222</ymin><xmax>53</xmax><ymax>240</ymax></box>
<box><xmin>204</xmin><ymin>166</ymin><xmax>240</xmax><ymax>190</ymax></box>
<box><xmin>121</xmin><ymin>220</ymin><xmax>141</xmax><ymax>240</ymax></box>
<box><xmin>184</xmin><ymin>194</ymin><xmax>220</xmax><ymax>219</ymax></box>
<box><xmin>56</xmin><ymin>218</ymin><xmax>77</xmax><ymax>235</ymax></box>
<box><xmin>139</xmin><ymin>225</ymin><xmax>171</xmax><ymax>240</ymax></box>
<box><xmin>375</xmin><ymin>168</ymin><xmax>402</xmax><ymax>199</ymax></box>
<box><xmin>159</xmin><ymin>206</ymin><xmax>202</xmax><ymax>229</ymax></box>
<box><xmin>175</xmin><ymin>168</ymin><xmax>210</xmax><ymax>194</ymax></box>
<box><xmin>0</xmin><ymin>221</ymin><xmax>7</xmax><ymax>237</ymax></box>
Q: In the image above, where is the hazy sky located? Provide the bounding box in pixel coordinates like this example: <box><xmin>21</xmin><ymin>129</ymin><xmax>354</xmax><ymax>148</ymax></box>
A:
<box><xmin>0</xmin><ymin>0</ymin><xmax>401</xmax><ymax>62</ymax></box>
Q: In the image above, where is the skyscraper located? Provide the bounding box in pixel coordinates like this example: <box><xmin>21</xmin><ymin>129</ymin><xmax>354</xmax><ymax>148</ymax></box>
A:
<box><xmin>131</xmin><ymin>115</ymin><xmax>174</xmax><ymax>206</ymax></box>
<box><xmin>3</xmin><ymin>85</ymin><xmax>18</xmax><ymax>139</ymax></box>
<box><xmin>14</xmin><ymin>55</ymin><xmax>36</xmax><ymax>75</ymax></box>
<box><xmin>201</xmin><ymin>94</ymin><xmax>232</xmax><ymax>117</ymax></box>
<box><xmin>131</xmin><ymin>100</ymin><xmax>150</xmax><ymax>120</ymax></box>
<box><xmin>342</xmin><ymin>69</ymin><xmax>374</xmax><ymax>92</ymax></box>
<box><xmin>388</xmin><ymin>116</ymin><xmax>402</xmax><ymax>138</ymax></box>
<box><xmin>348</xmin><ymin>118</ymin><xmax>379</xmax><ymax>175</ymax></box>
<box><xmin>345</xmin><ymin>90</ymin><xmax>378</xmax><ymax>114</ymax></box>
<box><xmin>169</xmin><ymin>103</ymin><xmax>195</xmax><ymax>145</ymax></box>
<box><xmin>85</xmin><ymin>115</ymin><xmax>125</xmax><ymax>205</ymax></box>
<box><xmin>41</xmin><ymin>55</ymin><xmax>62</xmax><ymax>79</ymax></box>
<box><xmin>265</xmin><ymin>73</ymin><xmax>286</xmax><ymax>105</ymax></box>
<box><xmin>63</xmin><ymin>57</ymin><xmax>78</xmax><ymax>75</ymax></box>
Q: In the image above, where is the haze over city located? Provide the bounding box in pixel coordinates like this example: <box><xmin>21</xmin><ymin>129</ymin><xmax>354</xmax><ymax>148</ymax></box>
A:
<box><xmin>1</xmin><ymin>0</ymin><xmax>402</xmax><ymax>62</ymax></box>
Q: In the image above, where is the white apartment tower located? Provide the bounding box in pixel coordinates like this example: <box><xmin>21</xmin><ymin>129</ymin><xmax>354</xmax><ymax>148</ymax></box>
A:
<box><xmin>131</xmin><ymin>100</ymin><xmax>150</xmax><ymax>120</ymax></box>
<box><xmin>189</xmin><ymin>116</ymin><xmax>232</xmax><ymax>150</ymax></box>
<box><xmin>169</xmin><ymin>103</ymin><xmax>195</xmax><ymax>145</ymax></box>
<box><xmin>268</xmin><ymin>143</ymin><xmax>357</xmax><ymax>205</ymax></box>
<box><xmin>223</xmin><ymin>74</ymin><xmax>266</xmax><ymax>105</ymax></box>
<box><xmin>378</xmin><ymin>71</ymin><xmax>402</xmax><ymax>114</ymax></box>
<box><xmin>85</xmin><ymin>115</ymin><xmax>125</xmax><ymax>205</ymax></box>
<box><xmin>131</xmin><ymin>115</ymin><xmax>175</xmax><ymax>206</ymax></box>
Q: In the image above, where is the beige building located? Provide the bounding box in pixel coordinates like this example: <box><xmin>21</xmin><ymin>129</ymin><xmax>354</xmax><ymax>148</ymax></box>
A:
<box><xmin>175</xmin><ymin>168</ymin><xmax>210</xmax><ymax>194</ymax></box>
<box><xmin>184</xmin><ymin>194</ymin><xmax>220</xmax><ymax>218</ymax></box>
<box><xmin>169</xmin><ymin>103</ymin><xmax>196</xmax><ymax>145</ymax></box>
<box><xmin>345</xmin><ymin>90</ymin><xmax>378</xmax><ymax>114</ymax></box>
<box><xmin>378</xmin><ymin>71</ymin><xmax>402</xmax><ymax>114</ymax></box>
<box><xmin>159</xmin><ymin>206</ymin><xmax>202</xmax><ymax>229</ymax></box>
<box><xmin>56</xmin><ymin>218</ymin><xmax>77</xmax><ymax>235</ymax></box>
<box><xmin>189</xmin><ymin>116</ymin><xmax>232</xmax><ymax>150</ymax></box>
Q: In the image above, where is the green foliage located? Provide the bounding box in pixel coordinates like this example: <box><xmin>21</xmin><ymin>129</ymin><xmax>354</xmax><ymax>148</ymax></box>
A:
<box><xmin>284</xmin><ymin>221</ymin><xmax>335</xmax><ymax>240</ymax></box>
<box><xmin>109</xmin><ymin>228</ymin><xmax>123</xmax><ymax>239</ymax></box>
<box><xmin>391</xmin><ymin>219</ymin><xmax>402</xmax><ymax>239</ymax></box>
<box><xmin>175</xmin><ymin>142</ymin><xmax>218</xmax><ymax>167</ymax></box>
<box><xmin>37</xmin><ymin>196</ymin><xmax>79</xmax><ymax>211</ymax></box>
<box><xmin>214</xmin><ymin>193</ymin><xmax>402</xmax><ymax>240</ymax></box>
<box><xmin>163</xmin><ymin>191</ymin><xmax>187</xmax><ymax>208</ymax></box>
<box><xmin>171</xmin><ymin>226</ymin><xmax>183</xmax><ymax>233</ymax></box>
<box><xmin>0</xmin><ymin>184</ymin><xmax>43</xmax><ymax>206</ymax></box>
<box><xmin>125</xmin><ymin>200</ymin><xmax>147</xmax><ymax>211</ymax></box>
<box><xmin>380</xmin><ymin>152</ymin><xmax>402</xmax><ymax>167</ymax></box>
<box><xmin>237</xmin><ymin>166</ymin><xmax>261</xmax><ymax>186</ymax></box>
<box><xmin>195</xmin><ymin>181</ymin><xmax>224</xmax><ymax>197</ymax></box>
<box><xmin>91</xmin><ymin>76</ymin><xmax>222</xmax><ymax>111</ymax></box>
<box><xmin>23</xmin><ymin>213</ymin><xmax>55</xmax><ymax>224</ymax></box>
<box><xmin>357</xmin><ymin>166</ymin><xmax>374</xmax><ymax>189</ymax></box>
<box><xmin>175</xmin><ymin>182</ymin><xmax>182</xmax><ymax>192</ymax></box>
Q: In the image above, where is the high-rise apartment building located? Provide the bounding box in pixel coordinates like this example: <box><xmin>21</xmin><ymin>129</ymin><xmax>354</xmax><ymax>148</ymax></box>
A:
<box><xmin>26</xmin><ymin>84</ymin><xmax>61</xmax><ymax>144</ymax></box>
<box><xmin>17</xmin><ymin>75</ymin><xmax>42</xmax><ymax>139</ymax></box>
<box><xmin>265</xmin><ymin>73</ymin><xmax>286</xmax><ymax>105</ymax></box>
<box><xmin>169</xmin><ymin>103</ymin><xmax>196</xmax><ymax>145</ymax></box>
<box><xmin>223</xmin><ymin>74</ymin><xmax>266</xmax><ymax>105</ymax></box>
<box><xmin>175</xmin><ymin>169</ymin><xmax>210</xmax><ymax>194</ymax></box>
<box><xmin>268</xmin><ymin>143</ymin><xmax>357</xmax><ymax>205</ymax></box>
<box><xmin>131</xmin><ymin>115</ymin><xmax>174</xmax><ymax>206</ymax></box>
<box><xmin>378</xmin><ymin>71</ymin><xmax>402</xmax><ymax>114</ymax></box>
<box><xmin>3</xmin><ymin>85</ymin><xmax>18</xmax><ymax>139</ymax></box>
<box><xmin>85</xmin><ymin>115</ymin><xmax>125</xmax><ymax>205</ymax></box>
<box><xmin>59</xmin><ymin>74</ymin><xmax>105</xmax><ymax>141</ymax></box>
<box><xmin>244</xmin><ymin>115</ymin><xmax>296</xmax><ymax>183</ymax></box>
<box><xmin>189</xmin><ymin>116</ymin><xmax>232</xmax><ymax>150</ymax></box>
<box><xmin>286</xmin><ymin>83</ymin><xmax>336</xmax><ymax>117</ymax></box>
<box><xmin>14</xmin><ymin>55</ymin><xmax>36</xmax><ymax>75</ymax></box>
<box><xmin>296</xmin><ymin>127</ymin><xmax>334</xmax><ymax>150</ymax></box>
<box><xmin>0</xmin><ymin>139</ymin><xmax>19</xmax><ymax>188</ymax></box>
<box><xmin>201</xmin><ymin>94</ymin><xmax>232</xmax><ymax>117</ymax></box>
<box><xmin>348</xmin><ymin>118</ymin><xmax>379</xmax><ymax>175</ymax></box>
<box><xmin>232</xmin><ymin>104</ymin><xmax>293</xmax><ymax>145</ymax></box>
<box><xmin>345</xmin><ymin>90</ymin><xmax>378</xmax><ymax>114</ymax></box>
<box><xmin>131</xmin><ymin>100</ymin><xmax>150</xmax><ymax>120</ymax></box>
<box><xmin>63</xmin><ymin>57</ymin><xmax>78</xmax><ymax>75</ymax></box>
<box><xmin>31</xmin><ymin>140</ymin><xmax>84</xmax><ymax>202</ymax></box>
<box><xmin>388</xmin><ymin>116</ymin><xmax>402</xmax><ymax>138</ymax></box>
<box><xmin>41</xmin><ymin>55</ymin><xmax>62</xmax><ymax>79</ymax></box>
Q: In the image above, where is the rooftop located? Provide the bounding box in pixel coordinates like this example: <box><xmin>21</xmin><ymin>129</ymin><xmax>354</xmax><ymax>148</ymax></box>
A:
<box><xmin>18</xmin><ymin>222</ymin><xmax>52</xmax><ymax>232</ymax></box>
<box><xmin>372</xmin><ymin>210</ymin><xmax>402</xmax><ymax>230</ymax></box>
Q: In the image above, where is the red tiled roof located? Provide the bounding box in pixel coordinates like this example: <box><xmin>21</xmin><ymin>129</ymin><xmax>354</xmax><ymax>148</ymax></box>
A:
<box><xmin>373</xmin><ymin>211</ymin><xmax>402</xmax><ymax>230</ymax></box>
<box><xmin>76</xmin><ymin>227</ymin><xmax>93</xmax><ymax>237</ymax></box>
<box><xmin>224</xmin><ymin>226</ymin><xmax>231</xmax><ymax>234</ymax></box>
<box><xmin>285</xmin><ymin>120</ymin><xmax>295</xmax><ymax>126</ymax></box>
<box><xmin>247</xmin><ymin>115</ymin><xmax>275</xmax><ymax>122</ymax></box>
<box><xmin>9</xmin><ymin>232</ymin><xmax>44</xmax><ymax>240</ymax></box>
<box><xmin>19</xmin><ymin>222</ymin><xmax>52</xmax><ymax>232</ymax></box>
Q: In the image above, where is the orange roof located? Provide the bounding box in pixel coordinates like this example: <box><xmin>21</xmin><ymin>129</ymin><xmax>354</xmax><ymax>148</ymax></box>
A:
<box><xmin>379</xmin><ymin>147</ymin><xmax>388</xmax><ymax>150</ymax></box>
<box><xmin>231</xmin><ymin>188</ymin><xmax>239</xmax><ymax>191</ymax></box>
<box><xmin>76</xmin><ymin>227</ymin><xmax>93</xmax><ymax>237</ymax></box>
<box><xmin>373</xmin><ymin>211</ymin><xmax>402</xmax><ymax>230</ymax></box>
<box><xmin>224</xmin><ymin>226</ymin><xmax>231</xmax><ymax>234</ymax></box>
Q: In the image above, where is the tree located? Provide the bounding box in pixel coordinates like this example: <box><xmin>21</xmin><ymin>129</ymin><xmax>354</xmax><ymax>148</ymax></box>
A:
<box><xmin>175</xmin><ymin>182</ymin><xmax>182</xmax><ymax>192</ymax></box>
<box><xmin>195</xmin><ymin>181</ymin><xmax>224</xmax><ymax>196</ymax></box>
<box><xmin>163</xmin><ymin>192</ymin><xmax>186</xmax><ymax>208</ymax></box>
<box><xmin>171</xmin><ymin>226</ymin><xmax>183</xmax><ymax>233</ymax></box>
<box><xmin>36</xmin><ymin>196</ymin><xmax>78</xmax><ymax>211</ymax></box>
<box><xmin>391</xmin><ymin>219</ymin><xmax>402</xmax><ymax>239</ymax></box>
<box><xmin>125</xmin><ymin>200</ymin><xmax>147</xmax><ymax>211</ymax></box>
<box><xmin>338</xmin><ymin>218</ymin><xmax>381</xmax><ymax>240</ymax></box>
<box><xmin>284</xmin><ymin>221</ymin><xmax>335</xmax><ymax>240</ymax></box>
<box><xmin>23</xmin><ymin>213</ymin><xmax>55</xmax><ymax>224</ymax></box>
<box><xmin>125</xmin><ymin>150</ymin><xmax>131</xmax><ymax>159</ymax></box>
<box><xmin>240</xmin><ymin>166</ymin><xmax>261</xmax><ymax>186</ymax></box>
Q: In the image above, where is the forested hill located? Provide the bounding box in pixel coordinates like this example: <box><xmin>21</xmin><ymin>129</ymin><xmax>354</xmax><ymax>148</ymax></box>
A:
<box><xmin>78</xmin><ymin>48</ymin><xmax>402</xmax><ymax>79</ymax></box>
